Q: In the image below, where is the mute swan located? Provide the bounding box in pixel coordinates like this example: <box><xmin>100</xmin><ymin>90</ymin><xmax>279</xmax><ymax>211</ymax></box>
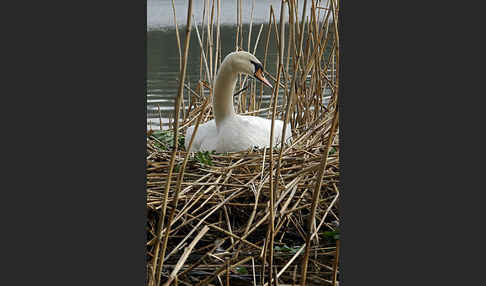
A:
<box><xmin>185</xmin><ymin>51</ymin><xmax>292</xmax><ymax>153</ymax></box>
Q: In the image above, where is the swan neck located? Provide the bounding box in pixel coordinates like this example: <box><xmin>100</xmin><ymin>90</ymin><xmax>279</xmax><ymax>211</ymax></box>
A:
<box><xmin>213</xmin><ymin>63</ymin><xmax>237</xmax><ymax>126</ymax></box>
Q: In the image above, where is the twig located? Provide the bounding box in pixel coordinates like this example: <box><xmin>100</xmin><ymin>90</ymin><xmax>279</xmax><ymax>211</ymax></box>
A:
<box><xmin>163</xmin><ymin>226</ymin><xmax>209</xmax><ymax>286</ymax></box>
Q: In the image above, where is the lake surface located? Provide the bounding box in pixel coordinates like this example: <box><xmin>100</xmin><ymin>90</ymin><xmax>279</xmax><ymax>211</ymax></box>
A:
<box><xmin>148</xmin><ymin>0</ymin><xmax>314</xmax><ymax>30</ymax></box>
<box><xmin>147</xmin><ymin>0</ymin><xmax>329</xmax><ymax>130</ymax></box>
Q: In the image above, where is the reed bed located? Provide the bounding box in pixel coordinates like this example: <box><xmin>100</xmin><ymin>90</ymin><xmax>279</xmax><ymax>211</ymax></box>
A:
<box><xmin>147</xmin><ymin>0</ymin><xmax>340</xmax><ymax>285</ymax></box>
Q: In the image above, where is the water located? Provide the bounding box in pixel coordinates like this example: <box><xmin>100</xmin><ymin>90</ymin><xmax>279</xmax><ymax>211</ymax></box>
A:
<box><xmin>147</xmin><ymin>0</ymin><xmax>314</xmax><ymax>30</ymax></box>
<box><xmin>147</xmin><ymin>25</ymin><xmax>284</xmax><ymax>129</ymax></box>
<box><xmin>147</xmin><ymin>0</ymin><xmax>329</xmax><ymax>130</ymax></box>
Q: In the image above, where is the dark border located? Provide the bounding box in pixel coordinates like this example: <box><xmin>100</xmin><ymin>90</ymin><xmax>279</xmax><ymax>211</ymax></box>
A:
<box><xmin>3</xmin><ymin>1</ymin><xmax>148</xmax><ymax>285</ymax></box>
<box><xmin>4</xmin><ymin>0</ymin><xmax>479</xmax><ymax>285</ymax></box>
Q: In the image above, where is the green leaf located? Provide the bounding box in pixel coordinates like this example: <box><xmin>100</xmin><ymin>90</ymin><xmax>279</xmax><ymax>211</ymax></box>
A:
<box><xmin>151</xmin><ymin>130</ymin><xmax>185</xmax><ymax>150</ymax></box>
<box><xmin>324</xmin><ymin>231</ymin><xmax>339</xmax><ymax>237</ymax></box>
<box><xmin>195</xmin><ymin>151</ymin><xmax>213</xmax><ymax>166</ymax></box>
<box><xmin>178</xmin><ymin>136</ymin><xmax>185</xmax><ymax>149</ymax></box>
<box><xmin>290</xmin><ymin>246</ymin><xmax>299</xmax><ymax>254</ymax></box>
<box><xmin>328</xmin><ymin>147</ymin><xmax>337</xmax><ymax>155</ymax></box>
<box><xmin>281</xmin><ymin>245</ymin><xmax>292</xmax><ymax>252</ymax></box>
<box><xmin>236</xmin><ymin>266</ymin><xmax>248</xmax><ymax>275</ymax></box>
<box><xmin>275</xmin><ymin>245</ymin><xmax>296</xmax><ymax>253</ymax></box>
<box><xmin>324</xmin><ymin>230</ymin><xmax>340</xmax><ymax>241</ymax></box>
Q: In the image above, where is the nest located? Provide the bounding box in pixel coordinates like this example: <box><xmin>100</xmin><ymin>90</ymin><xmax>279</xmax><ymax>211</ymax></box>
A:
<box><xmin>147</xmin><ymin>105</ymin><xmax>339</xmax><ymax>285</ymax></box>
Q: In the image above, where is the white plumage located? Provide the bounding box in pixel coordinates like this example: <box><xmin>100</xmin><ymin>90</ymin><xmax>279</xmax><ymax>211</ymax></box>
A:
<box><xmin>185</xmin><ymin>51</ymin><xmax>292</xmax><ymax>153</ymax></box>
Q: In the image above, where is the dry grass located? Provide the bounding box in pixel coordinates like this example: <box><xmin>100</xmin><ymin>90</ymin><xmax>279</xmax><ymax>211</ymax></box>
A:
<box><xmin>147</xmin><ymin>0</ymin><xmax>340</xmax><ymax>285</ymax></box>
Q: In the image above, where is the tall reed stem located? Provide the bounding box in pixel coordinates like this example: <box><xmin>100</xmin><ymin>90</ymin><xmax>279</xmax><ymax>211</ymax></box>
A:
<box><xmin>151</xmin><ymin>2</ymin><xmax>193</xmax><ymax>285</ymax></box>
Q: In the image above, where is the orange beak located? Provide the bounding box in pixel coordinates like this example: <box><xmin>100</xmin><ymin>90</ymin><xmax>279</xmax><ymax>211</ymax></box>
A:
<box><xmin>254</xmin><ymin>68</ymin><xmax>273</xmax><ymax>89</ymax></box>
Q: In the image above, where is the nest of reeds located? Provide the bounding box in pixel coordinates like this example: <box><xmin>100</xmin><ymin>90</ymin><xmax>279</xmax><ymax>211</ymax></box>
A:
<box><xmin>147</xmin><ymin>0</ymin><xmax>340</xmax><ymax>285</ymax></box>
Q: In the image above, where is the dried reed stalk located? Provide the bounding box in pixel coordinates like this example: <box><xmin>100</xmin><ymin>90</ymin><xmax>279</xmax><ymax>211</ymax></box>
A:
<box><xmin>265</xmin><ymin>1</ymin><xmax>286</xmax><ymax>285</ymax></box>
<box><xmin>300</xmin><ymin>42</ymin><xmax>339</xmax><ymax>286</ymax></box>
<box><xmin>163</xmin><ymin>226</ymin><xmax>209</xmax><ymax>286</ymax></box>
<box><xmin>171</xmin><ymin>0</ymin><xmax>182</xmax><ymax>71</ymax></box>
<box><xmin>151</xmin><ymin>1</ymin><xmax>193</xmax><ymax>285</ymax></box>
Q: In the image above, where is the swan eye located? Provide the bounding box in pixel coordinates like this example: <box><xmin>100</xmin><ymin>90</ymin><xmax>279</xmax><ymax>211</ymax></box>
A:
<box><xmin>250</xmin><ymin>60</ymin><xmax>263</xmax><ymax>74</ymax></box>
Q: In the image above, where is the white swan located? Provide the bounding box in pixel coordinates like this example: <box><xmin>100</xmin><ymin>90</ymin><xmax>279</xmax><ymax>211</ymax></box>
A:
<box><xmin>185</xmin><ymin>51</ymin><xmax>292</xmax><ymax>153</ymax></box>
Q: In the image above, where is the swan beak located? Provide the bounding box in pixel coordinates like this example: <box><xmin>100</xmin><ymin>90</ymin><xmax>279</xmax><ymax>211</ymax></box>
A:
<box><xmin>254</xmin><ymin>68</ymin><xmax>273</xmax><ymax>88</ymax></box>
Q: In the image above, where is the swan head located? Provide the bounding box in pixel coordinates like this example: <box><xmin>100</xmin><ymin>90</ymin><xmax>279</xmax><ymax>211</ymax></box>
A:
<box><xmin>226</xmin><ymin>51</ymin><xmax>273</xmax><ymax>88</ymax></box>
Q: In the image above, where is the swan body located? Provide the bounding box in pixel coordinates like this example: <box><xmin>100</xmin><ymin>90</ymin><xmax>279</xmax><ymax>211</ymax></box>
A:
<box><xmin>185</xmin><ymin>51</ymin><xmax>292</xmax><ymax>153</ymax></box>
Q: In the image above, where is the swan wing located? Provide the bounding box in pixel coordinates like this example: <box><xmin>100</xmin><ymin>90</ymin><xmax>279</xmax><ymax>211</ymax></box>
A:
<box><xmin>184</xmin><ymin>120</ymin><xmax>218</xmax><ymax>152</ymax></box>
<box><xmin>185</xmin><ymin>116</ymin><xmax>292</xmax><ymax>153</ymax></box>
<box><xmin>216</xmin><ymin>116</ymin><xmax>291</xmax><ymax>152</ymax></box>
<box><xmin>239</xmin><ymin>116</ymin><xmax>291</xmax><ymax>143</ymax></box>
